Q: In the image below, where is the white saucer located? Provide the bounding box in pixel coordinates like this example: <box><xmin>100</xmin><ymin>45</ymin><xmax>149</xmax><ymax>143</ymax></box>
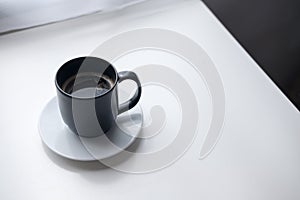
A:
<box><xmin>38</xmin><ymin>97</ymin><xmax>143</xmax><ymax>161</ymax></box>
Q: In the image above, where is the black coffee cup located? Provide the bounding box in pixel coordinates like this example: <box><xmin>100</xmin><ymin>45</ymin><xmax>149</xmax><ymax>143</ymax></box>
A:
<box><xmin>55</xmin><ymin>57</ymin><xmax>142</xmax><ymax>137</ymax></box>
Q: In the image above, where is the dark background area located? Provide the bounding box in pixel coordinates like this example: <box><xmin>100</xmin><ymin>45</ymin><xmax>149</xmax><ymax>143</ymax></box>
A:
<box><xmin>203</xmin><ymin>0</ymin><xmax>300</xmax><ymax>110</ymax></box>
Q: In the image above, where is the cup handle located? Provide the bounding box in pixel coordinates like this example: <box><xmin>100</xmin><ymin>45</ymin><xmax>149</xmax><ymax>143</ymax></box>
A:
<box><xmin>117</xmin><ymin>71</ymin><xmax>142</xmax><ymax>114</ymax></box>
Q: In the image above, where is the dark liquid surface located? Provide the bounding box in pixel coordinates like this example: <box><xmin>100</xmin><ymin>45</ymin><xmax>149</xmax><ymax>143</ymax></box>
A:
<box><xmin>61</xmin><ymin>72</ymin><xmax>114</xmax><ymax>98</ymax></box>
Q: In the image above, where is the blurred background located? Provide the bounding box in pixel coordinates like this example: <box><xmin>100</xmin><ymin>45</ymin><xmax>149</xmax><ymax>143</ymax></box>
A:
<box><xmin>0</xmin><ymin>0</ymin><xmax>146</xmax><ymax>33</ymax></box>
<box><xmin>203</xmin><ymin>0</ymin><xmax>300</xmax><ymax>110</ymax></box>
<box><xmin>0</xmin><ymin>0</ymin><xmax>299</xmax><ymax>110</ymax></box>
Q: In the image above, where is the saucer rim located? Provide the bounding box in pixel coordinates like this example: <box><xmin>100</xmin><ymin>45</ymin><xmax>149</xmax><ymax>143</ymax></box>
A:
<box><xmin>38</xmin><ymin>97</ymin><xmax>143</xmax><ymax>161</ymax></box>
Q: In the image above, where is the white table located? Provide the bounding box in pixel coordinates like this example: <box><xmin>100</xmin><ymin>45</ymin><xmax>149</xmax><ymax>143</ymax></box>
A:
<box><xmin>0</xmin><ymin>0</ymin><xmax>299</xmax><ymax>199</ymax></box>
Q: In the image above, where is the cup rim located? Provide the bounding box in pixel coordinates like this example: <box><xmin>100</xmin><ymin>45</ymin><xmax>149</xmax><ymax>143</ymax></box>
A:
<box><xmin>55</xmin><ymin>56</ymin><xmax>118</xmax><ymax>100</ymax></box>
